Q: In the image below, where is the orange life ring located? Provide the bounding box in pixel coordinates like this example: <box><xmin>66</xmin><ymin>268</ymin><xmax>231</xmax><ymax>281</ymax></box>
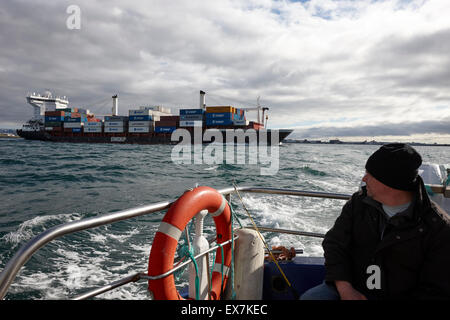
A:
<box><xmin>147</xmin><ymin>186</ymin><xmax>232</xmax><ymax>300</ymax></box>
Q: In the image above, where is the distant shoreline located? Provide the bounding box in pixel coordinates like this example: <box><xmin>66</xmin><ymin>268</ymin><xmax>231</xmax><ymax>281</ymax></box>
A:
<box><xmin>284</xmin><ymin>139</ymin><xmax>450</xmax><ymax>147</ymax></box>
<box><xmin>0</xmin><ymin>133</ymin><xmax>20</xmax><ymax>139</ymax></box>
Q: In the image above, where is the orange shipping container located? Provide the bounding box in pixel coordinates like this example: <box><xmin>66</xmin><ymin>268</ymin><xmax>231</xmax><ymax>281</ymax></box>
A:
<box><xmin>206</xmin><ymin>106</ymin><xmax>234</xmax><ymax>113</ymax></box>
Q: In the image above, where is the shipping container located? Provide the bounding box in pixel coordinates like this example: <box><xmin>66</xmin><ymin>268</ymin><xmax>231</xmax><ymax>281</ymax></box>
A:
<box><xmin>63</xmin><ymin>122</ymin><xmax>83</xmax><ymax>128</ymax></box>
<box><xmin>179</xmin><ymin>109</ymin><xmax>204</xmax><ymax>115</ymax></box>
<box><xmin>104</xmin><ymin>121</ymin><xmax>126</xmax><ymax>127</ymax></box>
<box><xmin>155</xmin><ymin>120</ymin><xmax>177</xmax><ymax>127</ymax></box>
<box><xmin>128</xmin><ymin>126</ymin><xmax>153</xmax><ymax>133</ymax></box>
<box><xmin>129</xmin><ymin>115</ymin><xmax>152</xmax><ymax>121</ymax></box>
<box><xmin>180</xmin><ymin>114</ymin><xmax>204</xmax><ymax>121</ymax></box>
<box><xmin>84</xmin><ymin>127</ymin><xmax>102</xmax><ymax>133</ymax></box>
<box><xmin>179</xmin><ymin>120</ymin><xmax>203</xmax><ymax>127</ymax></box>
<box><xmin>44</xmin><ymin>122</ymin><xmax>62</xmax><ymax>127</ymax></box>
<box><xmin>155</xmin><ymin>126</ymin><xmax>176</xmax><ymax>133</ymax></box>
<box><xmin>45</xmin><ymin>116</ymin><xmax>64</xmax><ymax>122</ymax></box>
<box><xmin>205</xmin><ymin>112</ymin><xmax>234</xmax><ymax>120</ymax></box>
<box><xmin>64</xmin><ymin>117</ymin><xmax>86</xmax><ymax>123</ymax></box>
<box><xmin>85</xmin><ymin>122</ymin><xmax>102</xmax><ymax>127</ymax></box>
<box><xmin>140</xmin><ymin>105</ymin><xmax>171</xmax><ymax>114</ymax></box>
<box><xmin>159</xmin><ymin>116</ymin><xmax>179</xmax><ymax>121</ymax></box>
<box><xmin>59</xmin><ymin>108</ymin><xmax>78</xmax><ymax>113</ymax></box>
<box><xmin>206</xmin><ymin>106</ymin><xmax>234</xmax><ymax>113</ymax></box>
<box><xmin>128</xmin><ymin>121</ymin><xmax>153</xmax><ymax>127</ymax></box>
<box><xmin>104</xmin><ymin>116</ymin><xmax>128</xmax><ymax>121</ymax></box>
<box><xmin>72</xmin><ymin>128</ymin><xmax>82</xmax><ymax>133</ymax></box>
<box><xmin>129</xmin><ymin>109</ymin><xmax>153</xmax><ymax>116</ymax></box>
<box><xmin>104</xmin><ymin>126</ymin><xmax>124</xmax><ymax>133</ymax></box>
<box><xmin>45</xmin><ymin>111</ymin><xmax>65</xmax><ymax>117</ymax></box>
<box><xmin>205</xmin><ymin>119</ymin><xmax>233</xmax><ymax>126</ymax></box>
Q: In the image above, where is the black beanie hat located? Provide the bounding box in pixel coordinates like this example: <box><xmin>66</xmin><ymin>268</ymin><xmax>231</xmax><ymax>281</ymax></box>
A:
<box><xmin>365</xmin><ymin>143</ymin><xmax>422</xmax><ymax>191</ymax></box>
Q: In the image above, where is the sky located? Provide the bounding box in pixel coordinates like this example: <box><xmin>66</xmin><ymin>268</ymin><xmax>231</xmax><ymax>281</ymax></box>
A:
<box><xmin>1</xmin><ymin>0</ymin><xmax>450</xmax><ymax>143</ymax></box>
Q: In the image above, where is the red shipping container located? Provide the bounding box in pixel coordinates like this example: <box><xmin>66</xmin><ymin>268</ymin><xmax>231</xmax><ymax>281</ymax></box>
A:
<box><xmin>45</xmin><ymin>111</ymin><xmax>65</xmax><ymax>116</ymax></box>
<box><xmin>159</xmin><ymin>116</ymin><xmax>180</xmax><ymax>121</ymax></box>
<box><xmin>155</xmin><ymin>121</ymin><xmax>177</xmax><ymax>127</ymax></box>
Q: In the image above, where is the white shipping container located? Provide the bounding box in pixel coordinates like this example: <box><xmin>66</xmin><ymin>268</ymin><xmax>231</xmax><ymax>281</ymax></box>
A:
<box><xmin>86</xmin><ymin>122</ymin><xmax>102</xmax><ymax>127</ymax></box>
<box><xmin>139</xmin><ymin>106</ymin><xmax>171</xmax><ymax>114</ymax></box>
<box><xmin>179</xmin><ymin>120</ymin><xmax>203</xmax><ymax>127</ymax></box>
<box><xmin>45</xmin><ymin>127</ymin><xmax>53</xmax><ymax>131</ymax></box>
<box><xmin>128</xmin><ymin>121</ymin><xmax>153</xmax><ymax>127</ymax></box>
<box><xmin>64</xmin><ymin>122</ymin><xmax>83</xmax><ymax>128</ymax></box>
<box><xmin>84</xmin><ymin>127</ymin><xmax>102</xmax><ymax>133</ymax></box>
<box><xmin>104</xmin><ymin>126</ymin><xmax>124</xmax><ymax>133</ymax></box>
<box><xmin>104</xmin><ymin>121</ymin><xmax>125</xmax><ymax>127</ymax></box>
<box><xmin>129</xmin><ymin>126</ymin><xmax>151</xmax><ymax>133</ymax></box>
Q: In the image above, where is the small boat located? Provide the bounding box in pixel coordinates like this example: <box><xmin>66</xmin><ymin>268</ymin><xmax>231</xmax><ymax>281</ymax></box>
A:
<box><xmin>0</xmin><ymin>164</ymin><xmax>448</xmax><ymax>300</ymax></box>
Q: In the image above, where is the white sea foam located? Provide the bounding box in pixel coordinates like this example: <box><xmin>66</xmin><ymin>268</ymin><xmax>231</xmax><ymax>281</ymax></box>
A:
<box><xmin>1</xmin><ymin>213</ymin><xmax>81</xmax><ymax>248</ymax></box>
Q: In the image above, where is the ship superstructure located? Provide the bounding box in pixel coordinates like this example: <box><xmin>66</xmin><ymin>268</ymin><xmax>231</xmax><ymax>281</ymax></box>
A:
<box><xmin>22</xmin><ymin>91</ymin><xmax>69</xmax><ymax>132</ymax></box>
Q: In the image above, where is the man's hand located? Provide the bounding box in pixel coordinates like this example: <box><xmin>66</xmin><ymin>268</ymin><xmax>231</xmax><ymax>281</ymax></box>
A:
<box><xmin>335</xmin><ymin>280</ymin><xmax>367</xmax><ymax>300</ymax></box>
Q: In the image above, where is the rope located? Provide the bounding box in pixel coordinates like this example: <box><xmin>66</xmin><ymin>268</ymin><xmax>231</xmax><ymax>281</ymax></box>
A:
<box><xmin>232</xmin><ymin>181</ymin><xmax>300</xmax><ymax>300</ymax></box>
<box><xmin>228</xmin><ymin>200</ymin><xmax>237</xmax><ymax>300</ymax></box>
<box><xmin>217</xmin><ymin>242</ymin><xmax>225</xmax><ymax>298</ymax></box>
<box><xmin>175</xmin><ymin>221</ymin><xmax>200</xmax><ymax>300</ymax></box>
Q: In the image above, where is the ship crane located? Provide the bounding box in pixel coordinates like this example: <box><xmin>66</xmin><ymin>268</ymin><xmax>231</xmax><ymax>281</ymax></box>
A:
<box><xmin>239</xmin><ymin>97</ymin><xmax>269</xmax><ymax>128</ymax></box>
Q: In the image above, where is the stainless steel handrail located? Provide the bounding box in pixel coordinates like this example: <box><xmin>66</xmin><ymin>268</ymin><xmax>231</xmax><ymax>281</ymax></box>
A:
<box><xmin>72</xmin><ymin>237</ymin><xmax>238</xmax><ymax>300</ymax></box>
<box><xmin>71</xmin><ymin>230</ymin><xmax>307</xmax><ymax>300</ymax></box>
<box><xmin>0</xmin><ymin>186</ymin><xmax>351</xmax><ymax>299</ymax></box>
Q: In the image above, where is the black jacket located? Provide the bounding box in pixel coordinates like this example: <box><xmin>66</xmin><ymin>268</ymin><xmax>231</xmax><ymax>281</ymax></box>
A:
<box><xmin>322</xmin><ymin>177</ymin><xmax>450</xmax><ymax>299</ymax></box>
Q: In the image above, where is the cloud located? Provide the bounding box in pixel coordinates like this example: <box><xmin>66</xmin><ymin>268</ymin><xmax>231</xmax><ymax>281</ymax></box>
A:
<box><xmin>0</xmin><ymin>0</ymin><xmax>449</xmax><ymax>142</ymax></box>
<box><xmin>292</xmin><ymin>116</ymin><xmax>450</xmax><ymax>138</ymax></box>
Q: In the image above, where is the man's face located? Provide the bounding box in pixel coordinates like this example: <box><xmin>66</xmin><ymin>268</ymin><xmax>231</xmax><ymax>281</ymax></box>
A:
<box><xmin>362</xmin><ymin>171</ymin><xmax>390</xmax><ymax>202</ymax></box>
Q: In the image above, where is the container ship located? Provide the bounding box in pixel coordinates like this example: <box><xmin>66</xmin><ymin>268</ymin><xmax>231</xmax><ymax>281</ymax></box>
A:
<box><xmin>16</xmin><ymin>91</ymin><xmax>293</xmax><ymax>144</ymax></box>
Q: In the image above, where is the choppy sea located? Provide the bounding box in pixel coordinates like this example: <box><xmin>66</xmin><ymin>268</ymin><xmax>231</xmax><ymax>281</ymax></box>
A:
<box><xmin>1</xmin><ymin>137</ymin><xmax>449</xmax><ymax>300</ymax></box>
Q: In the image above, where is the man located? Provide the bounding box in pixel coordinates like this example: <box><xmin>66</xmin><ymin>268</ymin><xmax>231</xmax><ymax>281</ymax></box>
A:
<box><xmin>301</xmin><ymin>143</ymin><xmax>450</xmax><ymax>300</ymax></box>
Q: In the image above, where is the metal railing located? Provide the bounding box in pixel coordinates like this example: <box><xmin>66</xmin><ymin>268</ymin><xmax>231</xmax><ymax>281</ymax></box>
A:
<box><xmin>1</xmin><ymin>184</ymin><xmax>447</xmax><ymax>299</ymax></box>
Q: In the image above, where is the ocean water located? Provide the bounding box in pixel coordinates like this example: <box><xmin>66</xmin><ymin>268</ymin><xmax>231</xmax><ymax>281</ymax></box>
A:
<box><xmin>0</xmin><ymin>137</ymin><xmax>449</xmax><ymax>300</ymax></box>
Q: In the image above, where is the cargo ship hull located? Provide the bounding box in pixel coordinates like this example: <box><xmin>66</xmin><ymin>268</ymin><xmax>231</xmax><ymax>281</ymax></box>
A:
<box><xmin>16</xmin><ymin>128</ymin><xmax>293</xmax><ymax>145</ymax></box>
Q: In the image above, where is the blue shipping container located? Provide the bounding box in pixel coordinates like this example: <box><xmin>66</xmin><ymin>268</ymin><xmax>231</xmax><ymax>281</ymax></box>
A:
<box><xmin>65</xmin><ymin>117</ymin><xmax>87</xmax><ymax>123</ymax></box>
<box><xmin>72</xmin><ymin>128</ymin><xmax>82</xmax><ymax>133</ymax></box>
<box><xmin>180</xmin><ymin>114</ymin><xmax>204</xmax><ymax>121</ymax></box>
<box><xmin>155</xmin><ymin>126</ymin><xmax>176</xmax><ymax>133</ymax></box>
<box><xmin>104</xmin><ymin>116</ymin><xmax>128</xmax><ymax>121</ymax></box>
<box><xmin>129</xmin><ymin>115</ymin><xmax>152</xmax><ymax>121</ymax></box>
<box><xmin>180</xmin><ymin>109</ymin><xmax>204</xmax><ymax>115</ymax></box>
<box><xmin>206</xmin><ymin>112</ymin><xmax>234</xmax><ymax>120</ymax></box>
<box><xmin>45</xmin><ymin>116</ymin><xmax>64</xmax><ymax>122</ymax></box>
<box><xmin>205</xmin><ymin>119</ymin><xmax>233</xmax><ymax>126</ymax></box>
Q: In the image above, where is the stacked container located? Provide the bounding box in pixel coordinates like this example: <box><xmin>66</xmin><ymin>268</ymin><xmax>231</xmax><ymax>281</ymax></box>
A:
<box><xmin>205</xmin><ymin>106</ymin><xmax>235</xmax><ymax>126</ymax></box>
<box><xmin>63</xmin><ymin>108</ymin><xmax>88</xmax><ymax>133</ymax></box>
<box><xmin>128</xmin><ymin>109</ymin><xmax>155</xmax><ymax>133</ymax></box>
<box><xmin>84</xmin><ymin>121</ymin><xmax>103</xmax><ymax>133</ymax></box>
<box><xmin>179</xmin><ymin>109</ymin><xmax>204</xmax><ymax>128</ymax></box>
<box><xmin>44</xmin><ymin>110</ymin><xmax>65</xmax><ymax>132</ymax></box>
<box><xmin>155</xmin><ymin>115</ymin><xmax>179</xmax><ymax>133</ymax></box>
<box><xmin>104</xmin><ymin>116</ymin><xmax>128</xmax><ymax>133</ymax></box>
